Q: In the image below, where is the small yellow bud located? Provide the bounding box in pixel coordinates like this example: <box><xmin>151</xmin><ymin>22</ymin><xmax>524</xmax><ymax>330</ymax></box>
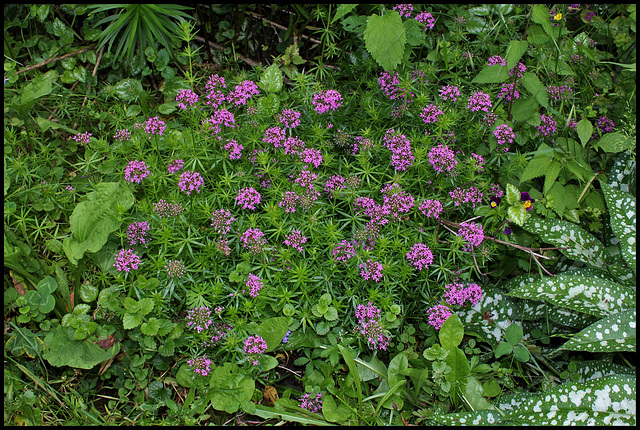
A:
<box><xmin>554</xmin><ymin>13</ymin><xmax>562</xmax><ymax>20</ymax></box>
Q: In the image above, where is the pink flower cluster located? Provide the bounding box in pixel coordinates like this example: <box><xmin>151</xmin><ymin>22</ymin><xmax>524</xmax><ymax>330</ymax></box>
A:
<box><xmin>72</xmin><ymin>132</ymin><xmax>92</xmax><ymax>145</ymax></box>
<box><xmin>469</xmin><ymin>153</ymin><xmax>485</xmax><ymax>170</ymax></box>
<box><xmin>393</xmin><ymin>4</ymin><xmax>414</xmax><ymax>18</ymax></box>
<box><xmin>124</xmin><ymin>160</ymin><xmax>150</xmax><ymax>183</ymax></box>
<box><xmin>333</xmin><ymin>240</ymin><xmax>356</xmax><ymax>263</ymax></box>
<box><xmin>497</xmin><ymin>83</ymin><xmax>520</xmax><ymax>101</ymax></box>
<box><xmin>243</xmin><ymin>335</ymin><xmax>268</xmax><ymax>355</ymax></box>
<box><xmin>236</xmin><ymin>187</ymin><xmax>261</xmax><ymax>210</ymax></box>
<box><xmin>457</xmin><ymin>221</ymin><xmax>484</xmax><ymax>248</ymax></box>
<box><xmin>246</xmin><ymin>273</ymin><xmax>263</xmax><ymax>298</ymax></box>
<box><xmin>126</xmin><ymin>222</ymin><xmax>150</xmax><ymax>246</ymax></box>
<box><xmin>380</xmin><ymin>183</ymin><xmax>415</xmax><ymax>221</ymax></box>
<box><xmin>228</xmin><ymin>80</ymin><xmax>260</xmax><ymax>106</ymax></box>
<box><xmin>444</xmin><ymin>282</ymin><xmax>483</xmax><ymax>307</ymax></box>
<box><xmin>114</xmin><ymin>248</ymin><xmax>141</xmax><ymax>272</ymax></box>
<box><xmin>113</xmin><ymin>129</ymin><xmax>131</xmax><ymax>142</ymax></box>
<box><xmin>278</xmin><ymin>190</ymin><xmax>300</xmax><ymax>213</ymax></box>
<box><xmin>359</xmin><ymin>259</ymin><xmax>384</xmax><ymax>282</ymax></box>
<box><xmin>439</xmin><ymin>84</ymin><xmax>460</xmax><ymax>101</ymax></box>
<box><xmin>241</xmin><ymin>227</ymin><xmax>267</xmax><ymax>254</ymax></box>
<box><xmin>210</xmin><ymin>208</ymin><xmax>235</xmax><ymax>235</ymax></box>
<box><xmin>175</xmin><ymin>89</ymin><xmax>199</xmax><ymax>109</ymax></box>
<box><xmin>354</xmin><ymin>302</ymin><xmax>389</xmax><ymax>351</ymax></box>
<box><xmin>428</xmin><ymin>143</ymin><xmax>457</xmax><ymax>173</ymax></box>
<box><xmin>293</xmin><ymin>170</ymin><xmax>317</xmax><ymax>189</ymax></box>
<box><xmin>383</xmin><ymin>129</ymin><xmax>414</xmax><ymax>171</ymax></box>
<box><xmin>537</xmin><ymin>114</ymin><xmax>558</xmax><ymax>138</ymax></box>
<box><xmin>188</xmin><ymin>355</ymin><xmax>212</xmax><ymax>376</ymax></box>
<box><xmin>355</xmin><ymin>197</ymin><xmax>390</xmax><ymax>226</ymax></box>
<box><xmin>547</xmin><ymin>85</ymin><xmax>574</xmax><ymax>101</ymax></box>
<box><xmin>312</xmin><ymin>89</ymin><xmax>343</xmax><ymax>114</ymax></box>
<box><xmin>203</xmin><ymin>74</ymin><xmax>227</xmax><ymax>108</ymax></box>
<box><xmin>300</xmin><ymin>147</ymin><xmax>323</xmax><ymax>168</ymax></box>
<box><xmin>414</xmin><ymin>11</ymin><xmax>436</xmax><ymax>30</ymax></box>
<box><xmin>596</xmin><ymin>116</ymin><xmax>615</xmax><ymax>134</ymax></box>
<box><xmin>144</xmin><ymin>116</ymin><xmax>166</xmax><ymax>137</ymax></box>
<box><xmin>263</xmin><ymin>126</ymin><xmax>286</xmax><ymax>147</ymax></box>
<box><xmin>406</xmin><ymin>243</ymin><xmax>434</xmax><ymax>271</ymax></box>
<box><xmin>420</xmin><ymin>103</ymin><xmax>444</xmax><ymax>124</ymax></box>
<box><xmin>299</xmin><ymin>392</ymin><xmax>323</xmax><ymax>413</ymax></box>
<box><xmin>153</xmin><ymin>200</ymin><xmax>184</xmax><ymax>218</ymax></box>
<box><xmin>185</xmin><ymin>306</ymin><xmax>213</xmax><ymax>332</ymax></box>
<box><xmin>165</xmin><ymin>259</ymin><xmax>186</xmax><ymax>278</ymax></box>
<box><xmin>419</xmin><ymin>199</ymin><xmax>443</xmax><ymax>219</ymax></box>
<box><xmin>324</xmin><ymin>175</ymin><xmax>359</xmax><ymax>198</ymax></box>
<box><xmin>284</xmin><ymin>230</ymin><xmax>307</xmax><ymax>252</ymax></box>
<box><xmin>278</xmin><ymin>108</ymin><xmax>301</xmax><ymax>128</ymax></box>
<box><xmin>494</xmin><ymin>124</ymin><xmax>515</xmax><ymax>152</ymax></box>
<box><xmin>167</xmin><ymin>159</ymin><xmax>184</xmax><ymax>174</ymax></box>
<box><xmin>466</xmin><ymin>92</ymin><xmax>493</xmax><ymax>112</ymax></box>
<box><xmin>224</xmin><ymin>139</ymin><xmax>243</xmax><ymax>160</ymax></box>
<box><xmin>509</xmin><ymin>62</ymin><xmax>527</xmax><ymax>77</ymax></box>
<box><xmin>378</xmin><ymin>70</ymin><xmax>409</xmax><ymax>101</ymax></box>
<box><xmin>178</xmin><ymin>170</ymin><xmax>204</xmax><ymax>195</ymax></box>
<box><xmin>449</xmin><ymin>186</ymin><xmax>484</xmax><ymax>208</ymax></box>
<box><xmin>487</xmin><ymin>55</ymin><xmax>506</xmax><ymax>66</ymax></box>
<box><xmin>427</xmin><ymin>304</ymin><xmax>453</xmax><ymax>330</ymax></box>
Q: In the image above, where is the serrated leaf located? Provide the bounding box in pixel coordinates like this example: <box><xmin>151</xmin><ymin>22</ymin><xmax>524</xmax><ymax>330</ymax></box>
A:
<box><xmin>123</xmin><ymin>313</ymin><xmax>142</xmax><ymax>330</ymax></box>
<box><xmin>577</xmin><ymin>118</ymin><xmax>593</xmax><ymax>147</ymax></box>
<box><xmin>531</xmin><ymin>5</ymin><xmax>555</xmax><ymax>40</ymax></box>
<box><xmin>521</xmin><ymin>72</ymin><xmax>549</xmax><ymax>108</ymax></box>
<box><xmin>324</xmin><ymin>307</ymin><xmax>338</xmax><ymax>321</ymax></box>
<box><xmin>138</xmin><ymin>298</ymin><xmax>154</xmax><ymax>316</ymax></box>
<box><xmin>79</xmin><ymin>284</ymin><xmax>98</xmax><ymax>303</ymax></box>
<box><xmin>506</xmin><ymin>270</ymin><xmax>635</xmax><ymax>318</ymax></box>
<box><xmin>560</xmin><ymin>309</ymin><xmax>635</xmax><ymax>353</ymax></box>
<box><xmin>472</xmin><ymin>65</ymin><xmax>509</xmax><ymax>84</ymax></box>
<box><xmin>403</xmin><ymin>18</ymin><xmax>426</xmax><ymax>47</ymax></box>
<box><xmin>505</xmin><ymin>40</ymin><xmax>528</xmax><ymax>70</ymax></box>
<box><xmin>511</xmin><ymin>96</ymin><xmax>539</xmax><ymax>122</ymax></box>
<box><xmin>364</xmin><ymin>11</ymin><xmax>406</xmax><ymax>71</ymax></box>
<box><xmin>601</xmin><ymin>183</ymin><xmax>636</xmax><ymax>271</ymax></box>
<box><xmin>505</xmin><ymin>184</ymin><xmax>520</xmax><ymax>205</ymax></box>
<box><xmin>593</xmin><ymin>132</ymin><xmax>635</xmax><ymax>153</ymax></box>
<box><xmin>141</xmin><ymin>317</ymin><xmax>160</xmax><ymax>336</ymax></box>
<box><xmin>331</xmin><ymin>4</ymin><xmax>358</xmax><ymax>24</ymax></box>
<box><xmin>522</xmin><ymin>216</ymin><xmax>607</xmax><ymax>268</ymax></box>
<box><xmin>520</xmin><ymin>145</ymin><xmax>553</xmax><ymax>183</ymax></box>
<box><xmin>544</xmin><ymin>160</ymin><xmax>562</xmax><ymax>194</ymax></box>
<box><xmin>258</xmin><ymin>63</ymin><xmax>283</xmax><ymax>93</ymax></box>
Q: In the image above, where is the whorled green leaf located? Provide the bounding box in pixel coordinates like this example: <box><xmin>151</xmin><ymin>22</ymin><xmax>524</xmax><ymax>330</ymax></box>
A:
<box><xmin>560</xmin><ymin>309</ymin><xmax>636</xmax><ymax>353</ymax></box>
<box><xmin>257</xmin><ymin>93</ymin><xmax>280</xmax><ymax>116</ymax></box>
<box><xmin>522</xmin><ymin>216</ymin><xmax>607</xmax><ymax>268</ymax></box>
<box><xmin>505</xmin><ymin>270</ymin><xmax>635</xmax><ymax>318</ymax></box>
<box><xmin>364</xmin><ymin>11</ymin><xmax>406</xmax><ymax>71</ymax></box>
<box><xmin>600</xmin><ymin>182</ymin><xmax>636</xmax><ymax>271</ymax></box>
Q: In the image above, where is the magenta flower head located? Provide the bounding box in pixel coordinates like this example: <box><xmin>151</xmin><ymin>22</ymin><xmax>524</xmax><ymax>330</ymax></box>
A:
<box><xmin>312</xmin><ymin>89</ymin><xmax>343</xmax><ymax>114</ymax></box>
<box><xmin>178</xmin><ymin>170</ymin><xmax>204</xmax><ymax>195</ymax></box>
<box><xmin>144</xmin><ymin>116</ymin><xmax>166</xmax><ymax>137</ymax></box>
<box><xmin>520</xmin><ymin>192</ymin><xmax>535</xmax><ymax>211</ymax></box>
<box><xmin>124</xmin><ymin>160</ymin><xmax>150</xmax><ymax>183</ymax></box>
<box><xmin>243</xmin><ymin>335</ymin><xmax>268</xmax><ymax>355</ymax></box>
<box><xmin>235</xmin><ymin>187</ymin><xmax>261</xmax><ymax>210</ymax></box>
<box><xmin>427</xmin><ymin>304</ymin><xmax>452</xmax><ymax>330</ymax></box>
<box><xmin>114</xmin><ymin>249</ymin><xmax>141</xmax><ymax>272</ymax></box>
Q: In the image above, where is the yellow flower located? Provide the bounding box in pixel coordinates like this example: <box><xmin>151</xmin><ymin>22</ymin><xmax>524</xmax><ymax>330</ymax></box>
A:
<box><xmin>554</xmin><ymin>13</ymin><xmax>563</xmax><ymax>20</ymax></box>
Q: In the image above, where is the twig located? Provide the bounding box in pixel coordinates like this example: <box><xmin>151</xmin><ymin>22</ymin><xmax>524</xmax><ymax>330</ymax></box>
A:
<box><xmin>244</xmin><ymin>10</ymin><xmax>323</xmax><ymax>45</ymax></box>
<box><xmin>74</xmin><ymin>46</ymin><xmax>105</xmax><ymax>130</ymax></box>
<box><xmin>15</xmin><ymin>45</ymin><xmax>96</xmax><ymax>75</ymax></box>
<box><xmin>192</xmin><ymin>35</ymin><xmax>259</xmax><ymax>68</ymax></box>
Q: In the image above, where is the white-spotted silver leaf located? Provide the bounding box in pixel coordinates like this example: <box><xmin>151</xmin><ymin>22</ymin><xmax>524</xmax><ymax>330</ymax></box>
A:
<box><xmin>522</xmin><ymin>216</ymin><xmax>607</xmax><ymax>268</ymax></box>
<box><xmin>569</xmin><ymin>360</ymin><xmax>636</xmax><ymax>383</ymax></box>
<box><xmin>559</xmin><ymin>308</ymin><xmax>635</xmax><ymax>353</ymax></box>
<box><xmin>601</xmin><ymin>182</ymin><xmax>636</xmax><ymax>272</ymax></box>
<box><xmin>506</xmin><ymin>270</ymin><xmax>635</xmax><ymax>318</ymax></box>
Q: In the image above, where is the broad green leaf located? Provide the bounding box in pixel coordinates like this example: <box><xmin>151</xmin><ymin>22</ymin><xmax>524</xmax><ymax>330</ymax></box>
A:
<box><xmin>464</xmin><ymin>376</ymin><xmax>497</xmax><ymax>411</ymax></box>
<box><xmin>601</xmin><ymin>183</ymin><xmax>636</xmax><ymax>271</ymax></box>
<box><xmin>504</xmin><ymin>323</ymin><xmax>523</xmax><ymax>346</ymax></box>
<box><xmin>527</xmin><ymin>24</ymin><xmax>550</xmax><ymax>45</ymax></box>
<box><xmin>258</xmin><ymin>63</ymin><xmax>283</xmax><ymax>93</ymax></box>
<box><xmin>138</xmin><ymin>298</ymin><xmax>154</xmax><ymax>316</ymax></box>
<box><xmin>43</xmin><ymin>325</ymin><xmax>120</xmax><ymax>369</ymax></box>
<box><xmin>64</xmin><ymin>182</ymin><xmax>134</xmax><ymax>264</ymax></box>
<box><xmin>158</xmin><ymin>102</ymin><xmax>177</xmax><ymax>115</ymax></box>
<box><xmin>207</xmin><ymin>363</ymin><xmax>255</xmax><ymax>414</ymax></box>
<box><xmin>364</xmin><ymin>11</ymin><xmax>406</xmax><ymax>71</ymax></box>
<box><xmin>576</xmin><ymin>118</ymin><xmax>593</xmax><ymax>147</ymax></box>
<box><xmin>439</xmin><ymin>313</ymin><xmax>464</xmax><ymax>350</ymax></box>
<box><xmin>494</xmin><ymin>342</ymin><xmax>513</xmax><ymax>359</ymax></box>
<box><xmin>521</xmin><ymin>72</ymin><xmax>549</xmax><ymax>108</ymax></box>
<box><xmin>79</xmin><ymin>284</ymin><xmax>99</xmax><ymax>303</ymax></box>
<box><xmin>531</xmin><ymin>5</ymin><xmax>554</xmax><ymax>39</ymax></box>
<box><xmin>505</xmin><ymin>183</ymin><xmax>520</xmax><ymax>205</ymax></box>
<box><xmin>35</xmin><ymin>116</ymin><xmax>78</xmax><ymax>134</ymax></box>
<box><xmin>544</xmin><ymin>160</ymin><xmax>562</xmax><ymax>194</ymax></box>
<box><xmin>520</xmin><ymin>148</ymin><xmax>552</xmax><ymax>183</ymax></box>
<box><xmin>21</xmin><ymin>77</ymin><xmax>53</xmax><ymax>104</ymax></box>
<box><xmin>506</xmin><ymin>270</ymin><xmax>635</xmax><ymax>318</ymax></box>
<box><xmin>522</xmin><ymin>216</ymin><xmax>607</xmax><ymax>268</ymax></box>
<box><xmin>112</xmin><ymin>78</ymin><xmax>144</xmax><ymax>102</ymax></box>
<box><xmin>5</xmin><ymin>328</ymin><xmax>44</xmax><ymax>358</ymax></box>
<box><xmin>387</xmin><ymin>352</ymin><xmax>408</xmax><ymax>388</ymax></box>
<box><xmin>403</xmin><ymin>18</ymin><xmax>426</xmax><ymax>47</ymax></box>
<box><xmin>256</xmin><ymin>317</ymin><xmax>290</xmax><ymax>352</ymax></box>
<box><xmin>505</xmin><ymin>40</ymin><xmax>528</xmax><ymax>70</ymax></box>
<box><xmin>508</xmin><ymin>205</ymin><xmax>528</xmax><ymax>226</ymax></box>
<box><xmin>331</xmin><ymin>4</ymin><xmax>358</xmax><ymax>24</ymax></box>
<box><xmin>141</xmin><ymin>317</ymin><xmax>160</xmax><ymax>336</ymax></box>
<box><xmin>37</xmin><ymin>276</ymin><xmax>58</xmax><ymax>296</ymax></box>
<box><xmin>511</xmin><ymin>96</ymin><xmax>539</xmax><ymax>122</ymax></box>
<box><xmin>445</xmin><ymin>347</ymin><xmax>469</xmax><ymax>384</ymax></box>
<box><xmin>123</xmin><ymin>313</ymin><xmax>142</xmax><ymax>329</ymax></box>
<box><xmin>354</xmin><ymin>354</ymin><xmax>387</xmax><ymax>382</ymax></box>
<box><xmin>472</xmin><ymin>65</ymin><xmax>509</xmax><ymax>84</ymax></box>
<box><xmin>322</xmin><ymin>395</ymin><xmax>352</xmax><ymax>423</ymax></box>
<box><xmin>336</xmin><ymin>344</ymin><xmax>362</xmax><ymax>410</ymax></box>
<box><xmin>593</xmin><ymin>132</ymin><xmax>635</xmax><ymax>153</ymax></box>
<box><xmin>560</xmin><ymin>309</ymin><xmax>635</xmax><ymax>353</ymax></box>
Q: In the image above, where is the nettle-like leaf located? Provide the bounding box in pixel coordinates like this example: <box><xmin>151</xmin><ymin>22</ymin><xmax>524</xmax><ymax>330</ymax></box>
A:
<box><xmin>522</xmin><ymin>216</ymin><xmax>606</xmax><ymax>268</ymax></box>
<box><xmin>560</xmin><ymin>308</ymin><xmax>636</xmax><ymax>353</ymax></box>
<box><xmin>600</xmin><ymin>182</ymin><xmax>636</xmax><ymax>271</ymax></box>
<box><xmin>472</xmin><ymin>64</ymin><xmax>509</xmax><ymax>84</ymax></box>
<box><xmin>506</xmin><ymin>269</ymin><xmax>635</xmax><ymax>318</ymax></box>
<box><xmin>363</xmin><ymin>11</ymin><xmax>406</xmax><ymax>71</ymax></box>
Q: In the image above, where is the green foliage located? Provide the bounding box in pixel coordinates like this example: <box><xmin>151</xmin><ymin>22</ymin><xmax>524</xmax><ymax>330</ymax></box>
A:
<box><xmin>42</xmin><ymin>325</ymin><xmax>120</xmax><ymax>369</ymax></box>
<box><xmin>363</xmin><ymin>11</ymin><xmax>406</xmax><ymax>71</ymax></box>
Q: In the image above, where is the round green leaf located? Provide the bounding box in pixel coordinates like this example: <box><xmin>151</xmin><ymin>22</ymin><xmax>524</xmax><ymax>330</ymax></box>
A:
<box><xmin>80</xmin><ymin>284</ymin><xmax>99</xmax><ymax>303</ymax></box>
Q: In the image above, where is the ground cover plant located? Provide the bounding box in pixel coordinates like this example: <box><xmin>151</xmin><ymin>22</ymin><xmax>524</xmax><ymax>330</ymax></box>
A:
<box><xmin>4</xmin><ymin>3</ymin><xmax>636</xmax><ymax>426</ymax></box>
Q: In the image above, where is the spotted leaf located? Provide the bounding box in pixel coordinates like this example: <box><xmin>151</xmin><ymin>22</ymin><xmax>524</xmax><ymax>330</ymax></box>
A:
<box><xmin>506</xmin><ymin>269</ymin><xmax>635</xmax><ymax>317</ymax></box>
<box><xmin>522</xmin><ymin>216</ymin><xmax>607</xmax><ymax>268</ymax></box>
<box><xmin>600</xmin><ymin>182</ymin><xmax>636</xmax><ymax>272</ymax></box>
<box><xmin>560</xmin><ymin>309</ymin><xmax>635</xmax><ymax>353</ymax></box>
